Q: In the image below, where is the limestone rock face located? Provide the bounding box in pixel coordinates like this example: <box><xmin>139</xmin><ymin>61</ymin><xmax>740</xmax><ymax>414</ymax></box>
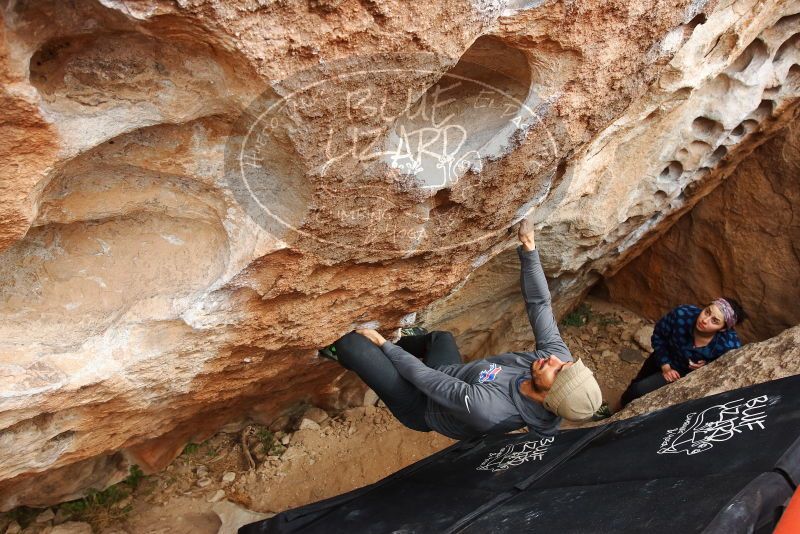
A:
<box><xmin>1</xmin><ymin>0</ymin><xmax>799</xmax><ymax>509</ymax></box>
<box><xmin>609</xmin><ymin>324</ymin><xmax>800</xmax><ymax>421</ymax></box>
<box><xmin>603</xmin><ymin>123</ymin><xmax>800</xmax><ymax>343</ymax></box>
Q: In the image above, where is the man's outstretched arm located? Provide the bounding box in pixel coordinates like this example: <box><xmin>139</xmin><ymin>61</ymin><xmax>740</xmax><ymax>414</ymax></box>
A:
<box><xmin>518</xmin><ymin>218</ymin><xmax>572</xmax><ymax>359</ymax></box>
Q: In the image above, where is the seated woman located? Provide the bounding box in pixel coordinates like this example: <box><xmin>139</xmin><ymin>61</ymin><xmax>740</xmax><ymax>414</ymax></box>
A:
<box><xmin>620</xmin><ymin>298</ymin><xmax>747</xmax><ymax>408</ymax></box>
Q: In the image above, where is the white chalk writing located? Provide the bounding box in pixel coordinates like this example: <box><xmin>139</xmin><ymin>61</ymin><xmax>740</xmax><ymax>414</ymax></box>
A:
<box><xmin>477</xmin><ymin>437</ymin><xmax>555</xmax><ymax>472</ymax></box>
<box><xmin>657</xmin><ymin>395</ymin><xmax>771</xmax><ymax>456</ymax></box>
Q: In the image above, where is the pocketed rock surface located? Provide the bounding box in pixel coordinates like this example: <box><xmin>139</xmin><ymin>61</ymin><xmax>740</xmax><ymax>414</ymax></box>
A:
<box><xmin>604</xmin><ymin>122</ymin><xmax>800</xmax><ymax>343</ymax></box>
<box><xmin>2</xmin><ymin>0</ymin><xmax>800</xmax><ymax>508</ymax></box>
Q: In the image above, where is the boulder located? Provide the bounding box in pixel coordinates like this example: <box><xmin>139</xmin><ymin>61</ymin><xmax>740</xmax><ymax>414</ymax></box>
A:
<box><xmin>1</xmin><ymin>0</ymin><xmax>799</xmax><ymax>509</ymax></box>
<box><xmin>633</xmin><ymin>325</ymin><xmax>655</xmax><ymax>353</ymax></box>
<box><xmin>297</xmin><ymin>419</ymin><xmax>321</xmax><ymax>432</ymax></box>
<box><xmin>610</xmin><ymin>325</ymin><xmax>800</xmax><ymax>421</ymax></box>
<box><xmin>302</xmin><ymin>407</ymin><xmax>330</xmax><ymax>425</ymax></box>
<box><xmin>619</xmin><ymin>348</ymin><xmax>647</xmax><ymax>364</ymax></box>
<box><xmin>211</xmin><ymin>500</ymin><xmax>273</xmax><ymax>534</ymax></box>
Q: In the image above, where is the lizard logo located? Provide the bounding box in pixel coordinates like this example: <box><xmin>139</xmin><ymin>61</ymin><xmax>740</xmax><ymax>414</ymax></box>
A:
<box><xmin>478</xmin><ymin>363</ymin><xmax>502</xmax><ymax>383</ymax></box>
<box><xmin>657</xmin><ymin>395</ymin><xmax>772</xmax><ymax>456</ymax></box>
<box><xmin>477</xmin><ymin>437</ymin><xmax>555</xmax><ymax>472</ymax></box>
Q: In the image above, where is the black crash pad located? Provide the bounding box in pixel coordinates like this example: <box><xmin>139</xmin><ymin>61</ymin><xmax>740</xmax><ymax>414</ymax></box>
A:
<box><xmin>241</xmin><ymin>375</ymin><xmax>800</xmax><ymax>533</ymax></box>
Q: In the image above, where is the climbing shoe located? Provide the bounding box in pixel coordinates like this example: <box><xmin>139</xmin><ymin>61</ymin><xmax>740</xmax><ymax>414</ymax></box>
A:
<box><xmin>591</xmin><ymin>402</ymin><xmax>612</xmax><ymax>421</ymax></box>
<box><xmin>400</xmin><ymin>326</ymin><xmax>429</xmax><ymax>337</ymax></box>
<box><xmin>318</xmin><ymin>344</ymin><xmax>339</xmax><ymax>362</ymax></box>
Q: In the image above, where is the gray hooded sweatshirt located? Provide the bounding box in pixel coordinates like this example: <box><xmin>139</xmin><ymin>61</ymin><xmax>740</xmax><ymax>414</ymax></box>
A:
<box><xmin>380</xmin><ymin>245</ymin><xmax>572</xmax><ymax>440</ymax></box>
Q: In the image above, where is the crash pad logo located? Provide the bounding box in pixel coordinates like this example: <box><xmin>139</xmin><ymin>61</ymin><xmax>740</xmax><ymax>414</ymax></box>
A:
<box><xmin>657</xmin><ymin>395</ymin><xmax>772</xmax><ymax>456</ymax></box>
<box><xmin>477</xmin><ymin>437</ymin><xmax>555</xmax><ymax>472</ymax></box>
<box><xmin>478</xmin><ymin>363</ymin><xmax>502</xmax><ymax>383</ymax></box>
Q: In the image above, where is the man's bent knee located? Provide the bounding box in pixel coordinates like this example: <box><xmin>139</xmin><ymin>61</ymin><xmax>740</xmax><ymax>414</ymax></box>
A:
<box><xmin>333</xmin><ymin>331</ymin><xmax>381</xmax><ymax>366</ymax></box>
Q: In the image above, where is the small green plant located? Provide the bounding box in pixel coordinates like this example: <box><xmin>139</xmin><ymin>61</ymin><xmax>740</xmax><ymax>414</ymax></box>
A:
<box><xmin>269</xmin><ymin>443</ymin><xmax>287</xmax><ymax>456</ymax></box>
<box><xmin>205</xmin><ymin>444</ymin><xmax>219</xmax><ymax>457</ymax></box>
<box><xmin>56</xmin><ymin>464</ymin><xmax>145</xmax><ymax>530</ymax></box>
<box><xmin>256</xmin><ymin>428</ymin><xmax>275</xmax><ymax>451</ymax></box>
<box><xmin>593</xmin><ymin>402</ymin><xmax>613</xmax><ymax>420</ymax></box>
<box><xmin>561</xmin><ymin>303</ymin><xmax>592</xmax><ymax>327</ymax></box>
<box><xmin>124</xmin><ymin>464</ymin><xmax>145</xmax><ymax>489</ymax></box>
<box><xmin>594</xmin><ymin>312</ymin><xmax>622</xmax><ymax>326</ymax></box>
<box><xmin>182</xmin><ymin>442</ymin><xmax>200</xmax><ymax>455</ymax></box>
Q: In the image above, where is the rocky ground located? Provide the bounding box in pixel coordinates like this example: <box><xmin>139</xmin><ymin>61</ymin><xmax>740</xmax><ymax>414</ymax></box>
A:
<box><xmin>0</xmin><ymin>298</ymin><xmax>654</xmax><ymax>534</ymax></box>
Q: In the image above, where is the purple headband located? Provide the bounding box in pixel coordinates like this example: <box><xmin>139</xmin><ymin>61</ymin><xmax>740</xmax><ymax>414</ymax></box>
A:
<box><xmin>713</xmin><ymin>298</ymin><xmax>736</xmax><ymax>329</ymax></box>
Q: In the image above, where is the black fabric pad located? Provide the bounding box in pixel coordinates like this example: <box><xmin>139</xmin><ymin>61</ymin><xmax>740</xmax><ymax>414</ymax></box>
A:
<box><xmin>240</xmin><ymin>375</ymin><xmax>800</xmax><ymax>534</ymax></box>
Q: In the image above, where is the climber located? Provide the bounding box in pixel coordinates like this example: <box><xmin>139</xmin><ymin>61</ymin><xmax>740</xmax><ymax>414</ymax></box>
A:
<box><xmin>317</xmin><ymin>216</ymin><xmax>603</xmax><ymax>440</ymax></box>
<box><xmin>619</xmin><ymin>298</ymin><xmax>747</xmax><ymax>408</ymax></box>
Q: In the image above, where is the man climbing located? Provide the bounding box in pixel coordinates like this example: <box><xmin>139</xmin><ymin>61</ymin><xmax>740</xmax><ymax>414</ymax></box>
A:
<box><xmin>319</xmin><ymin>217</ymin><xmax>603</xmax><ymax>440</ymax></box>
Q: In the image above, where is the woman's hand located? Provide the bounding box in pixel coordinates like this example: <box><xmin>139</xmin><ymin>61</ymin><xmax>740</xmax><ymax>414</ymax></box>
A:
<box><xmin>518</xmin><ymin>215</ymin><xmax>536</xmax><ymax>251</ymax></box>
<box><xmin>356</xmin><ymin>328</ymin><xmax>386</xmax><ymax>347</ymax></box>
<box><xmin>688</xmin><ymin>359</ymin><xmax>707</xmax><ymax>370</ymax></box>
<box><xmin>661</xmin><ymin>364</ymin><xmax>680</xmax><ymax>383</ymax></box>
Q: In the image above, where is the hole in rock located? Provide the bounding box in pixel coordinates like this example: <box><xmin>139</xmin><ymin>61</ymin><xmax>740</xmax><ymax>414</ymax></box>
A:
<box><xmin>705</xmin><ymin>145</ymin><xmax>727</xmax><ymax>166</ymax></box>
<box><xmin>681</xmin><ymin>178</ymin><xmax>702</xmax><ymax>199</ymax></box>
<box><xmin>705</xmin><ymin>31</ymin><xmax>739</xmax><ymax>64</ymax></box>
<box><xmin>748</xmin><ymin>99</ymin><xmax>775</xmax><ymax>121</ymax></box>
<box><xmin>28</xmin><ymin>30</ymin><xmax>250</xmax><ymax>149</ymax></box>
<box><xmin>730</xmin><ymin>119</ymin><xmax>758</xmax><ymax>139</ymax></box>
<box><xmin>686</xmin><ymin>13</ymin><xmax>708</xmax><ymax>29</ymax></box>
<box><xmin>384</xmin><ymin>35</ymin><xmax>532</xmax><ymax>189</ymax></box>
<box><xmin>726</xmin><ymin>38</ymin><xmax>768</xmax><ymax>75</ymax></box>
<box><xmin>676</xmin><ymin>141</ymin><xmax>712</xmax><ymax>170</ymax></box>
<box><xmin>430</xmin><ymin>188</ymin><xmax>457</xmax><ymax>216</ymax></box>
<box><xmin>775</xmin><ymin>33</ymin><xmax>800</xmax><ymax>64</ymax></box>
<box><xmin>686</xmin><ymin>13</ymin><xmax>707</xmax><ymax>30</ymax></box>
<box><xmin>658</xmin><ymin>161</ymin><xmax>683</xmax><ymax>181</ymax></box>
<box><xmin>688</xmin><ymin>140</ymin><xmax>712</xmax><ymax>151</ymax></box>
<box><xmin>774</xmin><ymin>13</ymin><xmax>800</xmax><ymax>30</ymax></box>
<box><xmin>691</xmin><ymin>116</ymin><xmax>724</xmax><ymax>142</ymax></box>
<box><xmin>50</xmin><ymin>430</ymin><xmax>76</xmax><ymax>443</ymax></box>
<box><xmin>734</xmin><ymin>120</ymin><xmax>758</xmax><ymax>135</ymax></box>
<box><xmin>786</xmin><ymin>64</ymin><xmax>800</xmax><ymax>92</ymax></box>
<box><xmin>677</xmin><ymin>15</ymin><xmax>706</xmax><ymax>49</ymax></box>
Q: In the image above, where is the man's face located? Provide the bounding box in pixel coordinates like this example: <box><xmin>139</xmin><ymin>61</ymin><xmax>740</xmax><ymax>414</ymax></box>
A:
<box><xmin>530</xmin><ymin>355</ymin><xmax>573</xmax><ymax>393</ymax></box>
<box><xmin>696</xmin><ymin>304</ymin><xmax>726</xmax><ymax>334</ymax></box>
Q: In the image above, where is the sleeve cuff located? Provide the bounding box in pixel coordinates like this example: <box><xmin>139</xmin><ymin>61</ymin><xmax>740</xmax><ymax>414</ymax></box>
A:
<box><xmin>517</xmin><ymin>244</ymin><xmax>540</xmax><ymax>260</ymax></box>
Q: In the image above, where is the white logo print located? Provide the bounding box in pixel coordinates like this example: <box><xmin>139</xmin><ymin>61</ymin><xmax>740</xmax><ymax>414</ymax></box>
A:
<box><xmin>464</xmin><ymin>394</ymin><xmax>471</xmax><ymax>414</ymax></box>
<box><xmin>657</xmin><ymin>395</ymin><xmax>772</xmax><ymax>456</ymax></box>
<box><xmin>477</xmin><ymin>437</ymin><xmax>555</xmax><ymax>472</ymax></box>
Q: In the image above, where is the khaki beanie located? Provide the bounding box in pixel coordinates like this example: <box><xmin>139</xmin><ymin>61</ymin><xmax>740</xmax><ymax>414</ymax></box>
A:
<box><xmin>542</xmin><ymin>359</ymin><xmax>602</xmax><ymax>421</ymax></box>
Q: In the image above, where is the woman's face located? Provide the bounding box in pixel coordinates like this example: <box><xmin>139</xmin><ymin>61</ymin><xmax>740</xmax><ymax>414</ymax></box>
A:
<box><xmin>696</xmin><ymin>304</ymin><xmax>726</xmax><ymax>333</ymax></box>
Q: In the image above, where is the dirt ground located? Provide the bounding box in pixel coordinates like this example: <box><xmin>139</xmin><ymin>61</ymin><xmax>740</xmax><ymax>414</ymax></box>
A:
<box><xmin>1</xmin><ymin>298</ymin><xmax>652</xmax><ymax>534</ymax></box>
